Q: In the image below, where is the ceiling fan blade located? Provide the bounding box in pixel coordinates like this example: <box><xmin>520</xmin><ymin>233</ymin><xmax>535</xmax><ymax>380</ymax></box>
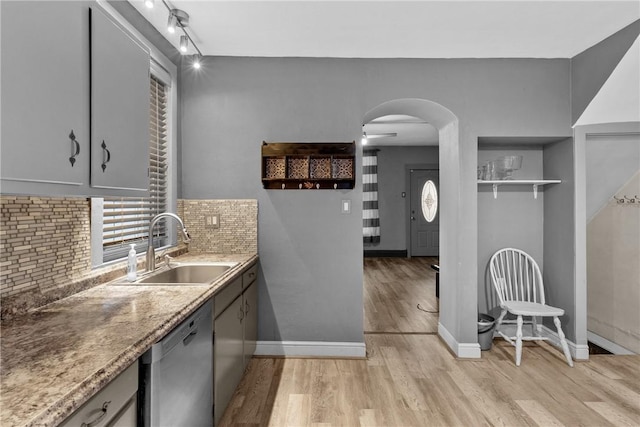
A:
<box><xmin>366</xmin><ymin>132</ymin><xmax>398</xmax><ymax>139</ymax></box>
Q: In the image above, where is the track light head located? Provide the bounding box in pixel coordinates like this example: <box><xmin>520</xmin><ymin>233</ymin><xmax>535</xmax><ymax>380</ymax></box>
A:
<box><xmin>180</xmin><ymin>35</ymin><xmax>189</xmax><ymax>53</ymax></box>
<box><xmin>167</xmin><ymin>12</ymin><xmax>177</xmax><ymax>33</ymax></box>
<box><xmin>144</xmin><ymin>0</ymin><xmax>154</xmax><ymax>9</ymax></box>
<box><xmin>193</xmin><ymin>54</ymin><xmax>202</xmax><ymax>69</ymax></box>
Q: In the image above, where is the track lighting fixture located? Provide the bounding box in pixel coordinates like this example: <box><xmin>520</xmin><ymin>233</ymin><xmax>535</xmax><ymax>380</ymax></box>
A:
<box><xmin>361</xmin><ymin>132</ymin><xmax>368</xmax><ymax>145</ymax></box>
<box><xmin>144</xmin><ymin>0</ymin><xmax>154</xmax><ymax>9</ymax></box>
<box><xmin>167</xmin><ymin>11</ymin><xmax>177</xmax><ymax>33</ymax></box>
<box><xmin>158</xmin><ymin>1</ymin><xmax>203</xmax><ymax>68</ymax></box>
<box><xmin>180</xmin><ymin>35</ymin><xmax>188</xmax><ymax>53</ymax></box>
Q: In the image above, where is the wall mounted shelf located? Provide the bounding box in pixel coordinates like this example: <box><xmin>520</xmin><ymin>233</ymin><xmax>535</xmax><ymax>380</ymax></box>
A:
<box><xmin>478</xmin><ymin>179</ymin><xmax>561</xmax><ymax>199</ymax></box>
<box><xmin>262</xmin><ymin>142</ymin><xmax>355</xmax><ymax>190</ymax></box>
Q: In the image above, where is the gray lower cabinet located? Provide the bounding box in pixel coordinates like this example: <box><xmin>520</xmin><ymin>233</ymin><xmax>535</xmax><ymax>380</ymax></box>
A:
<box><xmin>214</xmin><ymin>262</ymin><xmax>259</xmax><ymax>425</ymax></box>
<box><xmin>214</xmin><ymin>292</ymin><xmax>245</xmax><ymax>426</ymax></box>
<box><xmin>243</xmin><ymin>279</ymin><xmax>258</xmax><ymax>369</ymax></box>
<box><xmin>0</xmin><ymin>1</ymin><xmax>150</xmax><ymax>197</ymax></box>
<box><xmin>60</xmin><ymin>362</ymin><xmax>137</xmax><ymax>427</ymax></box>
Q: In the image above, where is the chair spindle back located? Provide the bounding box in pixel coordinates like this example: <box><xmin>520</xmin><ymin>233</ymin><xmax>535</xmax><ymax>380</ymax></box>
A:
<box><xmin>489</xmin><ymin>248</ymin><xmax>545</xmax><ymax>306</ymax></box>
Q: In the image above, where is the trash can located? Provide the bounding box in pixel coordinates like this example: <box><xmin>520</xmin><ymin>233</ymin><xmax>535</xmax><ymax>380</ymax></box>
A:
<box><xmin>478</xmin><ymin>314</ymin><xmax>496</xmax><ymax>351</ymax></box>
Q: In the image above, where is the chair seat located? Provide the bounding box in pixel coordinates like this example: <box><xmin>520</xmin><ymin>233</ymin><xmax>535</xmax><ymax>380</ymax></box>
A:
<box><xmin>502</xmin><ymin>301</ymin><xmax>565</xmax><ymax>317</ymax></box>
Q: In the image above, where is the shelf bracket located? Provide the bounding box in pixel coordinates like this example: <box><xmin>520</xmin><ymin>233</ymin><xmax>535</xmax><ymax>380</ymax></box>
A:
<box><xmin>533</xmin><ymin>184</ymin><xmax>539</xmax><ymax>199</ymax></box>
<box><xmin>493</xmin><ymin>184</ymin><xmax>498</xmax><ymax>199</ymax></box>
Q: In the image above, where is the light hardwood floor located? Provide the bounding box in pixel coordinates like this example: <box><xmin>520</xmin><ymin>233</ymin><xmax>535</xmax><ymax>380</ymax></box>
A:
<box><xmin>219</xmin><ymin>258</ymin><xmax>640</xmax><ymax>426</ymax></box>
<box><xmin>364</xmin><ymin>257</ymin><xmax>439</xmax><ymax>334</ymax></box>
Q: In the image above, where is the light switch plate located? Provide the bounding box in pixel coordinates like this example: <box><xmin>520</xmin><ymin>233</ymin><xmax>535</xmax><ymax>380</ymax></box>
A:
<box><xmin>341</xmin><ymin>199</ymin><xmax>351</xmax><ymax>214</ymax></box>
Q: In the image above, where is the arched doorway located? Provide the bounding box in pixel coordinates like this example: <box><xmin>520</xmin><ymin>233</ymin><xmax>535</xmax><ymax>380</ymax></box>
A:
<box><xmin>361</xmin><ymin>98</ymin><xmax>481</xmax><ymax>358</ymax></box>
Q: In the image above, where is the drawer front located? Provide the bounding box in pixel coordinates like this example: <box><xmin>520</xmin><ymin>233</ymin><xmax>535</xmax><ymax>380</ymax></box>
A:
<box><xmin>214</xmin><ymin>277</ymin><xmax>242</xmax><ymax>318</ymax></box>
<box><xmin>108</xmin><ymin>395</ymin><xmax>136</xmax><ymax>427</ymax></box>
<box><xmin>60</xmin><ymin>362</ymin><xmax>138</xmax><ymax>427</ymax></box>
<box><xmin>242</xmin><ymin>263</ymin><xmax>258</xmax><ymax>289</ymax></box>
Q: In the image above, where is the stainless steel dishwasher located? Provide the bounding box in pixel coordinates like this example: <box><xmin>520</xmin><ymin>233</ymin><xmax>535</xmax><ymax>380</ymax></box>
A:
<box><xmin>140</xmin><ymin>300</ymin><xmax>213</xmax><ymax>427</ymax></box>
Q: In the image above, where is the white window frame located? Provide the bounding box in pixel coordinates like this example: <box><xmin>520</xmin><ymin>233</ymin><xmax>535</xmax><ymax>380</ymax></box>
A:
<box><xmin>91</xmin><ymin>1</ymin><xmax>178</xmax><ymax>268</ymax></box>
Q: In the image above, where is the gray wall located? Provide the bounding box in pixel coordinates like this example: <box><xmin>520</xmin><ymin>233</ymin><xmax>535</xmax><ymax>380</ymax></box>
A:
<box><xmin>569</xmin><ymin>20</ymin><xmax>640</xmax><ymax>348</ymax></box>
<box><xmin>370</xmin><ymin>146</ymin><xmax>439</xmax><ymax>252</ymax></box>
<box><xmin>570</xmin><ymin>20</ymin><xmax>640</xmax><ymax>125</ymax></box>
<box><xmin>180</xmin><ymin>57</ymin><xmax>572</xmax><ymax>345</ymax></box>
<box><xmin>477</xmin><ymin>147</ymin><xmax>545</xmax><ymax>315</ymax></box>
<box><xmin>543</xmin><ymin>138</ymin><xmax>576</xmax><ymax>341</ymax></box>
<box><xmin>585</xmin><ymin>135</ymin><xmax>640</xmax><ymax>221</ymax></box>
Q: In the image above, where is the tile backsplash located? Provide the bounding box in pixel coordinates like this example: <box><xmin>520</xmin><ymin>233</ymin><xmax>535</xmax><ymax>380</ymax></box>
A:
<box><xmin>1</xmin><ymin>196</ymin><xmax>258</xmax><ymax>319</ymax></box>
<box><xmin>179</xmin><ymin>199</ymin><xmax>258</xmax><ymax>254</ymax></box>
<box><xmin>1</xmin><ymin>196</ymin><xmax>91</xmax><ymax>298</ymax></box>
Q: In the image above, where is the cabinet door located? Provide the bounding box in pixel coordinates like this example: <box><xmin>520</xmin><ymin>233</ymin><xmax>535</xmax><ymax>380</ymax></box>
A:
<box><xmin>214</xmin><ymin>296</ymin><xmax>244</xmax><ymax>426</ymax></box>
<box><xmin>1</xmin><ymin>1</ymin><xmax>89</xmax><ymax>194</ymax></box>
<box><xmin>90</xmin><ymin>7</ymin><xmax>149</xmax><ymax>193</ymax></box>
<box><xmin>243</xmin><ymin>281</ymin><xmax>258</xmax><ymax>368</ymax></box>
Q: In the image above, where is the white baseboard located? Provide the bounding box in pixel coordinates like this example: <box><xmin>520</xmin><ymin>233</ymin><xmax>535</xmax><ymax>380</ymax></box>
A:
<box><xmin>255</xmin><ymin>340</ymin><xmax>366</xmax><ymax>358</ymax></box>
<box><xmin>587</xmin><ymin>331</ymin><xmax>636</xmax><ymax>355</ymax></box>
<box><xmin>540</xmin><ymin>326</ymin><xmax>590</xmax><ymax>360</ymax></box>
<box><xmin>438</xmin><ymin>322</ymin><xmax>481</xmax><ymax>359</ymax></box>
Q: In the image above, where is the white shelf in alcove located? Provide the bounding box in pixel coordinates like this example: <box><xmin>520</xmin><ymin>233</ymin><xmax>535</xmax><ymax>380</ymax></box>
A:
<box><xmin>478</xmin><ymin>180</ymin><xmax>562</xmax><ymax>199</ymax></box>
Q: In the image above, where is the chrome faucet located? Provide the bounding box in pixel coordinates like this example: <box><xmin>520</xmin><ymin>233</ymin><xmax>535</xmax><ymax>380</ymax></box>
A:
<box><xmin>146</xmin><ymin>212</ymin><xmax>191</xmax><ymax>272</ymax></box>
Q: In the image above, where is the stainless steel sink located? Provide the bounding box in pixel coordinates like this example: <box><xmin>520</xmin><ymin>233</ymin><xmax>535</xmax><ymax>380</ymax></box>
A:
<box><xmin>111</xmin><ymin>262</ymin><xmax>237</xmax><ymax>286</ymax></box>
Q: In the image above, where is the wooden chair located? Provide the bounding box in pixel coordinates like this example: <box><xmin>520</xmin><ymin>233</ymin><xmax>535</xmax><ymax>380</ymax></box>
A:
<box><xmin>489</xmin><ymin>248</ymin><xmax>573</xmax><ymax>367</ymax></box>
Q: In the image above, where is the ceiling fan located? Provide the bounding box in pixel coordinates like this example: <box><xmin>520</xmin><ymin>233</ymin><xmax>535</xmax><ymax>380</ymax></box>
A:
<box><xmin>361</xmin><ymin>132</ymin><xmax>397</xmax><ymax>145</ymax></box>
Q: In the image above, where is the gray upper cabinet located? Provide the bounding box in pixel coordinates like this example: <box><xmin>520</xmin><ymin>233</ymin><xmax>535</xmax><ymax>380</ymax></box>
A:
<box><xmin>0</xmin><ymin>2</ymin><xmax>151</xmax><ymax>197</ymax></box>
<box><xmin>90</xmin><ymin>7</ymin><xmax>150</xmax><ymax>194</ymax></box>
<box><xmin>1</xmin><ymin>1</ymin><xmax>90</xmax><ymax>195</ymax></box>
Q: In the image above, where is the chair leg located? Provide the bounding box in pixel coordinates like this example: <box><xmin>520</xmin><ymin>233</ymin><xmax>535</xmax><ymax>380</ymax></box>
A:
<box><xmin>554</xmin><ymin>316</ymin><xmax>574</xmax><ymax>367</ymax></box>
<box><xmin>495</xmin><ymin>308</ymin><xmax>507</xmax><ymax>333</ymax></box>
<box><xmin>516</xmin><ymin>315</ymin><xmax>523</xmax><ymax>366</ymax></box>
<box><xmin>532</xmin><ymin>316</ymin><xmax>539</xmax><ymax>337</ymax></box>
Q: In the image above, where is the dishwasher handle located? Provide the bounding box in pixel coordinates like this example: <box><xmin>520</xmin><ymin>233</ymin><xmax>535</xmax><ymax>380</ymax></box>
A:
<box><xmin>183</xmin><ymin>329</ymin><xmax>198</xmax><ymax>346</ymax></box>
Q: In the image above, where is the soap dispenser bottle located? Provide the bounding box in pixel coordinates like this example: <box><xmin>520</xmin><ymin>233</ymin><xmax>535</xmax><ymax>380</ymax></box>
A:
<box><xmin>127</xmin><ymin>244</ymin><xmax>137</xmax><ymax>282</ymax></box>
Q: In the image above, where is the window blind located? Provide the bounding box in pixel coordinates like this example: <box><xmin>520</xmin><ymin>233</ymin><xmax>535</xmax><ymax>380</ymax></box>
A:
<box><xmin>102</xmin><ymin>75</ymin><xmax>168</xmax><ymax>261</ymax></box>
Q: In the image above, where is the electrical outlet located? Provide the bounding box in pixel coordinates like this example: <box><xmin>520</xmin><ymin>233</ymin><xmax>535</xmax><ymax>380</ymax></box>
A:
<box><xmin>204</xmin><ymin>214</ymin><xmax>220</xmax><ymax>229</ymax></box>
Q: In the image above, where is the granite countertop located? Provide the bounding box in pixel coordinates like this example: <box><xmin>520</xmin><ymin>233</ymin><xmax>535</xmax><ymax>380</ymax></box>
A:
<box><xmin>0</xmin><ymin>252</ymin><xmax>258</xmax><ymax>427</ymax></box>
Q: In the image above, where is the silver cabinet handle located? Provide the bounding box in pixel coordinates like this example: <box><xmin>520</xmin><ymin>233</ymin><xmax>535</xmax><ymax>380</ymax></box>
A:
<box><xmin>238</xmin><ymin>305</ymin><xmax>245</xmax><ymax>321</ymax></box>
<box><xmin>244</xmin><ymin>299</ymin><xmax>250</xmax><ymax>315</ymax></box>
<box><xmin>81</xmin><ymin>401</ymin><xmax>111</xmax><ymax>427</ymax></box>
<box><xmin>68</xmin><ymin>130</ymin><xmax>80</xmax><ymax>167</ymax></box>
<box><xmin>101</xmin><ymin>140</ymin><xmax>111</xmax><ymax>172</ymax></box>
<box><xmin>183</xmin><ymin>330</ymin><xmax>197</xmax><ymax>346</ymax></box>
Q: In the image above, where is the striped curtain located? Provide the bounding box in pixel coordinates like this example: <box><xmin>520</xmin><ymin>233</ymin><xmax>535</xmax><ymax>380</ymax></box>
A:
<box><xmin>363</xmin><ymin>149</ymin><xmax>380</xmax><ymax>244</ymax></box>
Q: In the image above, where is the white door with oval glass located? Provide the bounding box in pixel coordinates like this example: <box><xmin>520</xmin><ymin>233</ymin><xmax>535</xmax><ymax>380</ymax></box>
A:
<box><xmin>410</xmin><ymin>169</ymin><xmax>439</xmax><ymax>256</ymax></box>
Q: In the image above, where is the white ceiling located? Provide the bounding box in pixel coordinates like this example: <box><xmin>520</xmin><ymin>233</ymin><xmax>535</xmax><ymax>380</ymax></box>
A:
<box><xmin>131</xmin><ymin>0</ymin><xmax>639</xmax><ymax>59</ymax></box>
<box><xmin>129</xmin><ymin>0</ymin><xmax>639</xmax><ymax>145</ymax></box>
